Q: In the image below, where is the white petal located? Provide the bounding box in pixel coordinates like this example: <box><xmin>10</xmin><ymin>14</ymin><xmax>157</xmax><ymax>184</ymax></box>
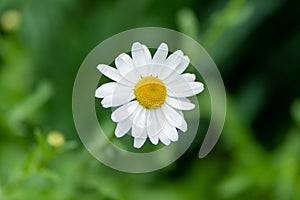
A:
<box><xmin>101</xmin><ymin>92</ymin><xmax>135</xmax><ymax>108</ymax></box>
<box><xmin>162</xmin><ymin>69</ymin><xmax>180</xmax><ymax>84</ymax></box>
<box><xmin>115</xmin><ymin>118</ymin><xmax>132</xmax><ymax>138</ymax></box>
<box><xmin>123</xmin><ymin>69</ymin><xmax>141</xmax><ymax>84</ymax></box>
<box><xmin>131</xmin><ymin>124</ymin><xmax>144</xmax><ymax>139</ymax></box>
<box><xmin>152</xmin><ymin>43</ymin><xmax>168</xmax><ymax>65</ymax></box>
<box><xmin>165</xmin><ymin>50</ymin><xmax>184</xmax><ymax>68</ymax></box>
<box><xmin>157</xmin><ymin>51</ymin><xmax>183</xmax><ymax>80</ymax></box>
<box><xmin>95</xmin><ymin>82</ymin><xmax>117</xmax><ymax>98</ymax></box>
<box><xmin>155</xmin><ymin>108</ymin><xmax>168</xmax><ymax>130</ymax></box>
<box><xmin>181</xmin><ymin>97</ymin><xmax>191</xmax><ymax>103</ymax></box>
<box><xmin>132</xmin><ymin>42</ymin><xmax>151</xmax><ymax>68</ymax></box>
<box><xmin>147</xmin><ymin>110</ymin><xmax>161</xmax><ymax>145</ymax></box>
<box><xmin>165</xmin><ymin>96</ymin><xmax>195</xmax><ymax>110</ymax></box>
<box><xmin>154</xmin><ymin>108</ymin><xmax>170</xmax><ymax>145</ymax></box>
<box><xmin>151</xmin><ymin>43</ymin><xmax>171</xmax><ymax>77</ymax></box>
<box><xmin>137</xmin><ymin>65</ymin><xmax>152</xmax><ymax>77</ymax></box>
<box><xmin>97</xmin><ymin>64</ymin><xmax>122</xmax><ymax>82</ymax></box>
<box><xmin>162</xmin><ymin>121</ymin><xmax>178</xmax><ymax>142</ymax></box>
<box><xmin>111</xmin><ymin>101</ymin><xmax>139</xmax><ymax>122</ymax></box>
<box><xmin>150</xmin><ymin>63</ymin><xmax>163</xmax><ymax>77</ymax></box>
<box><xmin>131</xmin><ymin>107</ymin><xmax>148</xmax><ymax>138</ymax></box>
<box><xmin>161</xmin><ymin>104</ymin><xmax>187</xmax><ymax>132</ymax></box>
<box><xmin>115</xmin><ymin>53</ymin><xmax>140</xmax><ymax>83</ymax></box>
<box><xmin>175</xmin><ymin>56</ymin><xmax>190</xmax><ymax>74</ymax></box>
<box><xmin>133</xmin><ymin>108</ymin><xmax>147</xmax><ymax>128</ymax></box>
<box><xmin>158</xmin><ymin>66</ymin><xmax>176</xmax><ymax>81</ymax></box>
<box><xmin>181</xmin><ymin>73</ymin><xmax>196</xmax><ymax>82</ymax></box>
<box><xmin>149</xmin><ymin>134</ymin><xmax>159</xmax><ymax>145</ymax></box>
<box><xmin>115</xmin><ymin>53</ymin><xmax>134</xmax><ymax>75</ymax></box>
<box><xmin>159</xmin><ymin>132</ymin><xmax>171</xmax><ymax>145</ymax></box>
<box><xmin>167</xmin><ymin>81</ymin><xmax>204</xmax><ymax>98</ymax></box>
<box><xmin>158</xmin><ymin>50</ymin><xmax>183</xmax><ymax>79</ymax></box>
<box><xmin>134</xmin><ymin>137</ymin><xmax>147</xmax><ymax>148</ymax></box>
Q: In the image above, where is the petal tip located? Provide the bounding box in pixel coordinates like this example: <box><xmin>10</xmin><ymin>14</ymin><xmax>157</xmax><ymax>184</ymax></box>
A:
<box><xmin>115</xmin><ymin>127</ymin><xmax>126</xmax><ymax>138</ymax></box>
<box><xmin>96</xmin><ymin>64</ymin><xmax>105</xmax><ymax>71</ymax></box>
<box><xmin>160</xmin><ymin>42</ymin><xmax>168</xmax><ymax>46</ymax></box>
<box><xmin>95</xmin><ymin>90</ymin><xmax>101</xmax><ymax>98</ymax></box>
<box><xmin>132</xmin><ymin>42</ymin><xmax>142</xmax><ymax>48</ymax></box>
<box><xmin>133</xmin><ymin>138</ymin><xmax>146</xmax><ymax>148</ymax></box>
<box><xmin>149</xmin><ymin>136</ymin><xmax>159</xmax><ymax>145</ymax></box>
<box><xmin>180</xmin><ymin>123</ymin><xmax>188</xmax><ymax>132</ymax></box>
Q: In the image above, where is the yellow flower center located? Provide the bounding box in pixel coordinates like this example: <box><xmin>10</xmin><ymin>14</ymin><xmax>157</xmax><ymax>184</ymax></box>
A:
<box><xmin>134</xmin><ymin>76</ymin><xmax>167</xmax><ymax>109</ymax></box>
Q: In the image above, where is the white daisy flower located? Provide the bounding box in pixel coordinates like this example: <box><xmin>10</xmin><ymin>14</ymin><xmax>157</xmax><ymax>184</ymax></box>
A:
<box><xmin>95</xmin><ymin>42</ymin><xmax>204</xmax><ymax>148</ymax></box>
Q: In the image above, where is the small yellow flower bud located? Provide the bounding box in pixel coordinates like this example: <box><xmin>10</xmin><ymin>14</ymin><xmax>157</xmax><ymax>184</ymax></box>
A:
<box><xmin>47</xmin><ymin>131</ymin><xmax>65</xmax><ymax>147</ymax></box>
<box><xmin>1</xmin><ymin>9</ymin><xmax>21</xmax><ymax>32</ymax></box>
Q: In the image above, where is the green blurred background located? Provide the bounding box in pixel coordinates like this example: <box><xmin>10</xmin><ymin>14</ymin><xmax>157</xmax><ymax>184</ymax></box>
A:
<box><xmin>1</xmin><ymin>0</ymin><xmax>300</xmax><ymax>199</ymax></box>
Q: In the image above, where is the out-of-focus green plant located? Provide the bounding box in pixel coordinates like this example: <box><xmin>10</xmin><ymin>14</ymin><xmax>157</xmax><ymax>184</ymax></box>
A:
<box><xmin>0</xmin><ymin>0</ymin><xmax>299</xmax><ymax>199</ymax></box>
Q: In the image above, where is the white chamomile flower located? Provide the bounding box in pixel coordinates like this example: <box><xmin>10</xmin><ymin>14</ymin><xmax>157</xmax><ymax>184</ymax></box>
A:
<box><xmin>95</xmin><ymin>42</ymin><xmax>204</xmax><ymax>148</ymax></box>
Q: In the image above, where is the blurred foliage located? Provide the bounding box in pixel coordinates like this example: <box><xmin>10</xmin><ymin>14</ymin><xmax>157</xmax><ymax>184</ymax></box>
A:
<box><xmin>1</xmin><ymin>0</ymin><xmax>300</xmax><ymax>199</ymax></box>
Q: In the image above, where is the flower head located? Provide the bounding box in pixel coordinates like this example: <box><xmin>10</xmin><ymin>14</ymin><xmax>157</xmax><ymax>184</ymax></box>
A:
<box><xmin>95</xmin><ymin>42</ymin><xmax>204</xmax><ymax>148</ymax></box>
<box><xmin>47</xmin><ymin>131</ymin><xmax>65</xmax><ymax>147</ymax></box>
<box><xmin>0</xmin><ymin>9</ymin><xmax>21</xmax><ymax>32</ymax></box>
